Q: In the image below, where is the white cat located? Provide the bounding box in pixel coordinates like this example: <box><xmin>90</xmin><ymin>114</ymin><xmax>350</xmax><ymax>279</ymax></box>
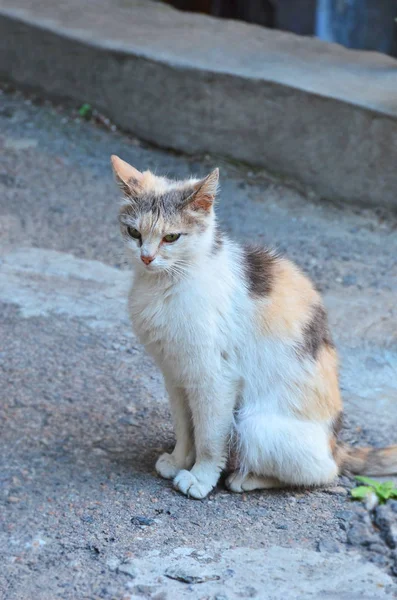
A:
<box><xmin>112</xmin><ymin>155</ymin><xmax>397</xmax><ymax>500</ymax></box>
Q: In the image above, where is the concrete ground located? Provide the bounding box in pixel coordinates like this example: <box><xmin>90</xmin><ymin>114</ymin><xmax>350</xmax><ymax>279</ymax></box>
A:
<box><xmin>0</xmin><ymin>88</ymin><xmax>397</xmax><ymax>600</ymax></box>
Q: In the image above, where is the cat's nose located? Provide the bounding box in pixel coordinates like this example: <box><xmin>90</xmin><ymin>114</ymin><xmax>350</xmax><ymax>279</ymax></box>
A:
<box><xmin>141</xmin><ymin>254</ymin><xmax>154</xmax><ymax>266</ymax></box>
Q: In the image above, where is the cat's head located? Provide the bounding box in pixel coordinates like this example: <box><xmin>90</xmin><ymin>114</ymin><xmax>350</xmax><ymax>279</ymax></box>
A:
<box><xmin>111</xmin><ymin>155</ymin><xmax>219</xmax><ymax>276</ymax></box>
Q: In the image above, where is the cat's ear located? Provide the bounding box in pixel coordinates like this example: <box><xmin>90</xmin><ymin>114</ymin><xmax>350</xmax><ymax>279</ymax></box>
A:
<box><xmin>111</xmin><ymin>155</ymin><xmax>144</xmax><ymax>196</ymax></box>
<box><xmin>186</xmin><ymin>168</ymin><xmax>219</xmax><ymax>212</ymax></box>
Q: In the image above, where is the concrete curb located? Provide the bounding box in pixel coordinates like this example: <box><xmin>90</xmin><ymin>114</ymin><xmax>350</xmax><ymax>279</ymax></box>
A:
<box><xmin>1</xmin><ymin>0</ymin><xmax>397</xmax><ymax>208</ymax></box>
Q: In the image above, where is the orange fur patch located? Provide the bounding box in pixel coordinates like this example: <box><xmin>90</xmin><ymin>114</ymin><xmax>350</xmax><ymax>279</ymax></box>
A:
<box><xmin>294</xmin><ymin>345</ymin><xmax>342</xmax><ymax>422</ymax></box>
<box><xmin>255</xmin><ymin>258</ymin><xmax>320</xmax><ymax>339</ymax></box>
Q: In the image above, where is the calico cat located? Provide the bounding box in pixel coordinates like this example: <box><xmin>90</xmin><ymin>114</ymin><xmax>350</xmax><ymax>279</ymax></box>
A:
<box><xmin>111</xmin><ymin>155</ymin><xmax>397</xmax><ymax>499</ymax></box>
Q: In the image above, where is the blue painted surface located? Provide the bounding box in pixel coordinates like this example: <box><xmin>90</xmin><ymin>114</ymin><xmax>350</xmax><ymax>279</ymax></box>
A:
<box><xmin>316</xmin><ymin>0</ymin><xmax>397</xmax><ymax>55</ymax></box>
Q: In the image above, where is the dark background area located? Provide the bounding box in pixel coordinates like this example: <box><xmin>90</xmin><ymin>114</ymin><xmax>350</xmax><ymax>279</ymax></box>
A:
<box><xmin>164</xmin><ymin>0</ymin><xmax>397</xmax><ymax>56</ymax></box>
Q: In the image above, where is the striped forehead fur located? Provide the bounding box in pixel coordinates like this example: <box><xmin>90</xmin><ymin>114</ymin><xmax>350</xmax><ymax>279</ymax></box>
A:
<box><xmin>120</xmin><ymin>177</ymin><xmax>198</xmax><ymax>211</ymax></box>
<box><xmin>119</xmin><ymin>172</ymin><xmax>217</xmax><ymax>234</ymax></box>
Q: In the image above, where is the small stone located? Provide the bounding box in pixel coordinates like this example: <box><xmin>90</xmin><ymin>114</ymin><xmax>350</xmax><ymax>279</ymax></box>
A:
<box><xmin>323</xmin><ymin>486</ymin><xmax>348</xmax><ymax>496</ymax></box>
<box><xmin>389</xmin><ymin>500</ymin><xmax>397</xmax><ymax>514</ymax></box>
<box><xmin>335</xmin><ymin>510</ymin><xmax>354</xmax><ymax>521</ymax></box>
<box><xmin>364</xmin><ymin>491</ymin><xmax>379</xmax><ymax>512</ymax></box>
<box><xmin>374</xmin><ymin>505</ymin><xmax>397</xmax><ymax>549</ymax></box>
<box><xmin>369</xmin><ymin>543</ymin><xmax>389</xmax><ymax>556</ymax></box>
<box><xmin>338</xmin><ymin>476</ymin><xmax>354</xmax><ymax>489</ymax></box>
<box><xmin>106</xmin><ymin>556</ymin><xmax>120</xmax><ymax>571</ymax></box>
<box><xmin>275</xmin><ymin>524</ymin><xmax>288</xmax><ymax>530</ymax></box>
<box><xmin>81</xmin><ymin>515</ymin><xmax>94</xmax><ymax>523</ymax></box>
<box><xmin>117</xmin><ymin>561</ymin><xmax>137</xmax><ymax>578</ymax></box>
<box><xmin>131</xmin><ymin>516</ymin><xmax>155</xmax><ymax>527</ymax></box>
<box><xmin>7</xmin><ymin>496</ymin><xmax>21</xmax><ymax>503</ymax></box>
<box><xmin>317</xmin><ymin>539</ymin><xmax>340</xmax><ymax>553</ymax></box>
<box><xmin>164</xmin><ymin>567</ymin><xmax>220</xmax><ymax>584</ymax></box>
<box><xmin>347</xmin><ymin>523</ymin><xmax>376</xmax><ymax>547</ymax></box>
<box><xmin>131</xmin><ymin>585</ymin><xmax>156</xmax><ymax>595</ymax></box>
<box><xmin>342</xmin><ymin>274</ymin><xmax>357</xmax><ymax>287</ymax></box>
<box><xmin>152</xmin><ymin>593</ymin><xmax>167</xmax><ymax>600</ymax></box>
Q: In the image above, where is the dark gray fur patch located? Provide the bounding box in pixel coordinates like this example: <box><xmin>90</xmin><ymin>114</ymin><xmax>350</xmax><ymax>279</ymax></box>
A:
<box><xmin>301</xmin><ymin>304</ymin><xmax>334</xmax><ymax>360</ymax></box>
<box><xmin>212</xmin><ymin>230</ymin><xmax>224</xmax><ymax>255</ymax></box>
<box><xmin>243</xmin><ymin>245</ymin><xmax>276</xmax><ymax>296</ymax></box>
<box><xmin>332</xmin><ymin>412</ymin><xmax>343</xmax><ymax>439</ymax></box>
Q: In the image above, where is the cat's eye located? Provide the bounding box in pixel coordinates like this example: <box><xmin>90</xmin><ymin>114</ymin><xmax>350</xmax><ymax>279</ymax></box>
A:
<box><xmin>163</xmin><ymin>233</ymin><xmax>181</xmax><ymax>243</ymax></box>
<box><xmin>127</xmin><ymin>226</ymin><xmax>141</xmax><ymax>240</ymax></box>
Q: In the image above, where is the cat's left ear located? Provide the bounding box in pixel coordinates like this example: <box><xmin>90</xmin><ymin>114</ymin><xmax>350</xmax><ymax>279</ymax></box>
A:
<box><xmin>186</xmin><ymin>168</ymin><xmax>219</xmax><ymax>212</ymax></box>
<box><xmin>111</xmin><ymin>155</ymin><xmax>144</xmax><ymax>197</ymax></box>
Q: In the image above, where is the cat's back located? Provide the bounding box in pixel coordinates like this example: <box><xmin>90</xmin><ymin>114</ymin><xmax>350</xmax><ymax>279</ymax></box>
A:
<box><xmin>242</xmin><ymin>246</ymin><xmax>323</xmax><ymax>341</ymax></box>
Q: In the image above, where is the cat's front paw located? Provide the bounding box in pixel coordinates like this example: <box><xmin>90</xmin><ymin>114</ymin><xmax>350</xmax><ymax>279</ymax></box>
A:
<box><xmin>173</xmin><ymin>470</ymin><xmax>213</xmax><ymax>500</ymax></box>
<box><xmin>155</xmin><ymin>453</ymin><xmax>183</xmax><ymax>480</ymax></box>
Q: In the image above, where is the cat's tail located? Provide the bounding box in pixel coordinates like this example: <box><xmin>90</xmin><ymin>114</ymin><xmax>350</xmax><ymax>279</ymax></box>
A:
<box><xmin>335</xmin><ymin>443</ymin><xmax>397</xmax><ymax>476</ymax></box>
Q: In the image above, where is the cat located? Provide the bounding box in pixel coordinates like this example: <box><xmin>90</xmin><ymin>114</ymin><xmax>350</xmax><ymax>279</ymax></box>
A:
<box><xmin>111</xmin><ymin>155</ymin><xmax>397</xmax><ymax>500</ymax></box>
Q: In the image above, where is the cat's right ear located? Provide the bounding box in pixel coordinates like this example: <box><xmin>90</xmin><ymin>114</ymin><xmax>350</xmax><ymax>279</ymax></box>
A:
<box><xmin>111</xmin><ymin>155</ymin><xmax>143</xmax><ymax>197</ymax></box>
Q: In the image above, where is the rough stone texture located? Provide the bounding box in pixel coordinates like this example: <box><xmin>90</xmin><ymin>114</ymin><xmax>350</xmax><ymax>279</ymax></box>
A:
<box><xmin>1</xmin><ymin>90</ymin><xmax>397</xmax><ymax>599</ymax></box>
<box><xmin>1</xmin><ymin>0</ymin><xmax>397</xmax><ymax>208</ymax></box>
<box><xmin>375</xmin><ymin>505</ymin><xmax>397</xmax><ymax>550</ymax></box>
<box><xmin>117</xmin><ymin>545</ymin><xmax>394</xmax><ymax>599</ymax></box>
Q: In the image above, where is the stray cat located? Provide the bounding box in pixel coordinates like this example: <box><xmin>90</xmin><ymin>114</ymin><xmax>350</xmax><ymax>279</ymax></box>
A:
<box><xmin>112</xmin><ymin>155</ymin><xmax>397</xmax><ymax>500</ymax></box>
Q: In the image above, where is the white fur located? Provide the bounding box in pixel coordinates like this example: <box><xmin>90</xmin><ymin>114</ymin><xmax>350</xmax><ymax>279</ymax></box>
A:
<box><xmin>124</xmin><ymin>204</ymin><xmax>337</xmax><ymax>499</ymax></box>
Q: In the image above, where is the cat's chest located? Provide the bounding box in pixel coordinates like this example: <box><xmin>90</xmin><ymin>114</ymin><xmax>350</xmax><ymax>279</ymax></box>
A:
<box><xmin>128</xmin><ymin>281</ymin><xmax>216</xmax><ymax>349</ymax></box>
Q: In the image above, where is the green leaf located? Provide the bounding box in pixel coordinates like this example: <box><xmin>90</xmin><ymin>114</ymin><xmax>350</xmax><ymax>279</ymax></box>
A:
<box><xmin>355</xmin><ymin>476</ymin><xmax>381</xmax><ymax>489</ymax></box>
<box><xmin>353</xmin><ymin>478</ymin><xmax>397</xmax><ymax>504</ymax></box>
<box><xmin>351</xmin><ymin>486</ymin><xmax>372</xmax><ymax>499</ymax></box>
<box><xmin>376</xmin><ymin>489</ymin><xmax>390</xmax><ymax>502</ymax></box>
<box><xmin>379</xmin><ymin>481</ymin><xmax>394</xmax><ymax>495</ymax></box>
<box><xmin>78</xmin><ymin>103</ymin><xmax>92</xmax><ymax>119</ymax></box>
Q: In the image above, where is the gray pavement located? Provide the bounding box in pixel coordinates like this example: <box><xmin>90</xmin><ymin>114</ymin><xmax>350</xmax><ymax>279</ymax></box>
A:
<box><xmin>2</xmin><ymin>0</ymin><xmax>397</xmax><ymax>209</ymax></box>
<box><xmin>1</xmin><ymin>89</ymin><xmax>397</xmax><ymax>599</ymax></box>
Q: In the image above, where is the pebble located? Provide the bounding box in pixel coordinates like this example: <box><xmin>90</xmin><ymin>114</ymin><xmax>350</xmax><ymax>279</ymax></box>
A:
<box><xmin>335</xmin><ymin>510</ymin><xmax>354</xmax><ymax>522</ymax></box>
<box><xmin>347</xmin><ymin>522</ymin><xmax>377</xmax><ymax>547</ymax></box>
<box><xmin>374</xmin><ymin>505</ymin><xmax>397</xmax><ymax>549</ymax></box>
<box><xmin>117</xmin><ymin>561</ymin><xmax>137</xmax><ymax>578</ymax></box>
<box><xmin>81</xmin><ymin>515</ymin><xmax>94</xmax><ymax>523</ymax></box>
<box><xmin>130</xmin><ymin>585</ymin><xmax>156</xmax><ymax>595</ymax></box>
<box><xmin>338</xmin><ymin>476</ymin><xmax>354</xmax><ymax>489</ymax></box>
<box><xmin>131</xmin><ymin>516</ymin><xmax>155</xmax><ymax>527</ymax></box>
<box><xmin>369</xmin><ymin>543</ymin><xmax>389</xmax><ymax>556</ymax></box>
<box><xmin>342</xmin><ymin>274</ymin><xmax>357</xmax><ymax>287</ymax></box>
<box><xmin>106</xmin><ymin>556</ymin><xmax>120</xmax><ymax>571</ymax></box>
<box><xmin>164</xmin><ymin>567</ymin><xmax>220</xmax><ymax>584</ymax></box>
<box><xmin>389</xmin><ymin>500</ymin><xmax>397</xmax><ymax>514</ymax></box>
<box><xmin>364</xmin><ymin>491</ymin><xmax>379</xmax><ymax>512</ymax></box>
<box><xmin>323</xmin><ymin>486</ymin><xmax>348</xmax><ymax>496</ymax></box>
<box><xmin>317</xmin><ymin>539</ymin><xmax>340</xmax><ymax>553</ymax></box>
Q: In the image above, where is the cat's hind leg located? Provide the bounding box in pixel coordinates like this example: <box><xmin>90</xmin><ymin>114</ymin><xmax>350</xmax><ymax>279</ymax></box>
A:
<box><xmin>235</xmin><ymin>412</ymin><xmax>338</xmax><ymax>488</ymax></box>
<box><xmin>226</xmin><ymin>472</ymin><xmax>285</xmax><ymax>493</ymax></box>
